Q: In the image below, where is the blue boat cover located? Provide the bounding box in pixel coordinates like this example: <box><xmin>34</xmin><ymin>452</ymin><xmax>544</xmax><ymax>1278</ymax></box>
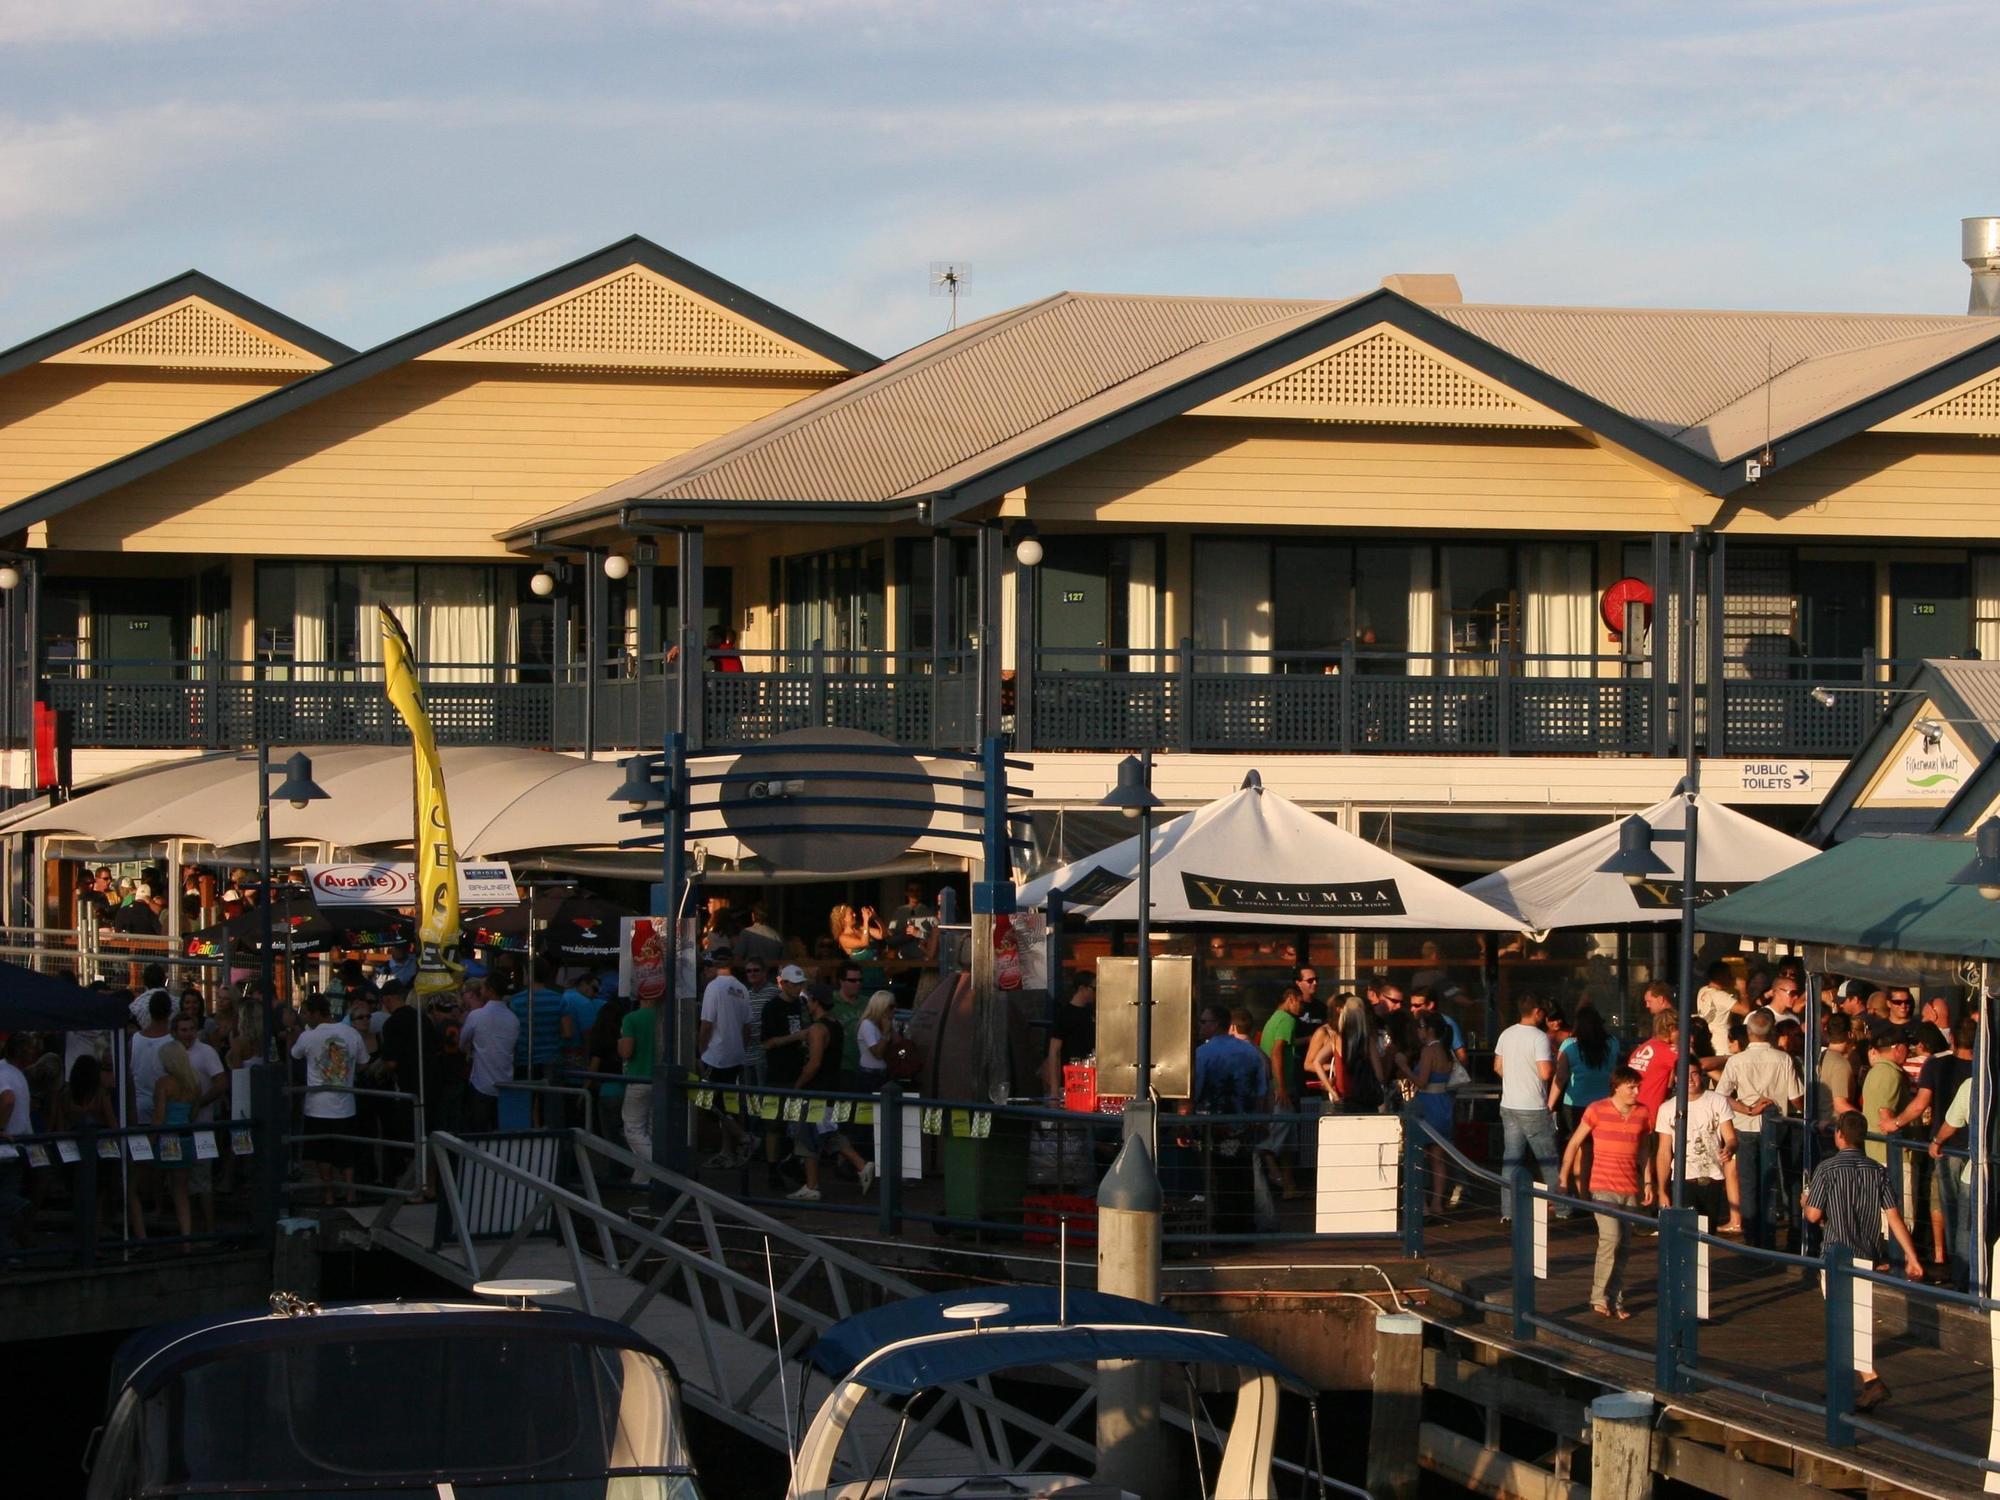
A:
<box><xmin>809</xmin><ymin>1288</ymin><xmax>1306</xmax><ymax>1393</ymax></box>
<box><xmin>0</xmin><ymin>959</ymin><xmax>130</xmax><ymax>1031</ymax></box>
<box><xmin>809</xmin><ymin>1289</ymin><xmax>1181</xmax><ymax>1378</ymax></box>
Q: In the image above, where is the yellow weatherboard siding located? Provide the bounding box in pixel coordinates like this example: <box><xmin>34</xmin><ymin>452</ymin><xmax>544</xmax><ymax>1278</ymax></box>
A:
<box><xmin>0</xmin><ymin>364</ymin><xmax>297</xmax><ymax>507</ymax></box>
<box><xmin>1026</xmin><ymin>417</ymin><xmax>1684</xmax><ymax>529</ymax></box>
<box><xmin>1716</xmin><ymin>434</ymin><xmax>2000</xmax><ymax>539</ymax></box>
<box><xmin>45</xmin><ymin>364</ymin><xmax>833</xmax><ymax>556</ymax></box>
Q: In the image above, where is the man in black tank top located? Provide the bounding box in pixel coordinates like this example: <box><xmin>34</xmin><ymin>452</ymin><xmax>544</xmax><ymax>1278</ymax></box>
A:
<box><xmin>783</xmin><ymin>987</ymin><xmax>870</xmax><ymax>1202</ymax></box>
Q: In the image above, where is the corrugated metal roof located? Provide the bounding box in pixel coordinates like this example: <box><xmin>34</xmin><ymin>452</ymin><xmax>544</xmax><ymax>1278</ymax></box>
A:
<box><xmin>512</xmin><ymin>292</ymin><xmax>1336</xmax><ymax>531</ymax></box>
<box><xmin>1928</xmin><ymin>658</ymin><xmax>2000</xmax><ymax>735</ymax></box>
<box><xmin>1434</xmin><ymin>303</ymin><xmax>1990</xmax><ymax>433</ymax></box>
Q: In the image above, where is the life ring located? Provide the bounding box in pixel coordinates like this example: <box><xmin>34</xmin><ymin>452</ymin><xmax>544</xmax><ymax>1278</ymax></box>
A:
<box><xmin>1600</xmin><ymin>577</ymin><xmax>1654</xmax><ymax>639</ymax></box>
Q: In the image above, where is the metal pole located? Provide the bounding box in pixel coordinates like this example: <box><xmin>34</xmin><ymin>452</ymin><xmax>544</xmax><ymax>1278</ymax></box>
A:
<box><xmin>653</xmin><ymin>731</ymin><xmax>690</xmax><ymax>1189</ymax></box>
<box><xmin>1976</xmin><ymin>961</ymin><xmax>1991</xmax><ymax>1294</ymax></box>
<box><xmin>582</xmin><ymin>551</ymin><xmax>598</xmax><ymax>762</ymax></box>
<box><xmin>1135</xmin><ymin>749</ymin><xmax>1153</xmax><ymax>1111</ymax></box>
<box><xmin>258</xmin><ymin>743</ymin><xmax>276</xmax><ymax>1062</ymax></box>
<box><xmin>1671</xmin><ymin>530</ymin><xmax>1704</xmax><ymax>1207</ymax></box>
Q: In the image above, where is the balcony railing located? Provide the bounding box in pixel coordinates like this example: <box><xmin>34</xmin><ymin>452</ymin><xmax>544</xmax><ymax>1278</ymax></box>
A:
<box><xmin>38</xmin><ymin>647</ymin><xmax>1915</xmax><ymax>759</ymax></box>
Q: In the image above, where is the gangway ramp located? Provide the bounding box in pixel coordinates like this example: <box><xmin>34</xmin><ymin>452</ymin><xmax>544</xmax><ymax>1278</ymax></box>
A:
<box><xmin>365</xmin><ymin>1130</ymin><xmax>1100</xmax><ymax>1485</ymax></box>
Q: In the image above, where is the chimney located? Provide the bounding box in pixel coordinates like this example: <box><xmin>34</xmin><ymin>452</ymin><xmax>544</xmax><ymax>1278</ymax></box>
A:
<box><xmin>1964</xmin><ymin>218</ymin><xmax>2000</xmax><ymax>315</ymax></box>
<box><xmin>1381</xmin><ymin>273</ymin><xmax>1463</xmax><ymax>306</ymax></box>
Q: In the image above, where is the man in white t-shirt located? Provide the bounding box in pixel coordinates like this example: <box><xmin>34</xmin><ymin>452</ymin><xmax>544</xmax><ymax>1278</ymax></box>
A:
<box><xmin>1493</xmin><ymin>994</ymin><xmax>1564</xmax><ymax>1221</ymax></box>
<box><xmin>128</xmin><ymin>991</ymin><xmax>175</xmax><ymax>1128</ymax></box>
<box><xmin>173</xmin><ymin>1013</ymin><xmax>228</xmax><ymax>1230</ymax></box>
<box><xmin>1655</xmin><ymin>1059</ymin><xmax>1736</xmax><ymax>1229</ymax></box>
<box><xmin>456</xmin><ymin>984</ymin><xmax>520</xmax><ymax>1133</ymax></box>
<box><xmin>0</xmin><ymin>1033</ymin><xmax>34</xmax><ymax>1253</ymax></box>
<box><xmin>698</xmin><ymin>975</ymin><xmax>753</xmax><ymax>1169</ymax></box>
<box><xmin>289</xmin><ymin>995</ymin><xmax>364</xmax><ymax>1205</ymax></box>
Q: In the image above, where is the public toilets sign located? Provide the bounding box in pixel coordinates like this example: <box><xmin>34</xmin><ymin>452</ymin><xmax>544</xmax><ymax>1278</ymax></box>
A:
<box><xmin>307</xmin><ymin>862</ymin><xmax>519</xmax><ymax>907</ymax></box>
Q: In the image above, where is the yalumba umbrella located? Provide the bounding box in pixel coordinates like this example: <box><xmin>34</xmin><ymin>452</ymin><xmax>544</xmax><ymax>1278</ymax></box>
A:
<box><xmin>186</xmin><ymin>892</ymin><xmax>412</xmax><ymax>958</ymax></box>
<box><xmin>462</xmin><ymin>888</ymin><xmax>632</xmax><ymax>964</ymax></box>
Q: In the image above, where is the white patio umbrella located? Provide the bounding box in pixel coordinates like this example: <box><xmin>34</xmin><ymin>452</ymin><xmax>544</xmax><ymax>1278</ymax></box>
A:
<box><xmin>1462</xmin><ymin>792</ymin><xmax>1818</xmax><ymax>932</ymax></box>
<box><xmin>1016</xmin><ymin>806</ymin><xmax>1205</xmax><ymax>911</ymax></box>
<box><xmin>1085</xmin><ymin>775</ymin><xmax>1526</xmax><ymax>932</ymax></box>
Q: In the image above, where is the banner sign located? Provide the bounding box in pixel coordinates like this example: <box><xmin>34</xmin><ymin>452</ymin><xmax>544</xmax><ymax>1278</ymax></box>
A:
<box><xmin>1628</xmin><ymin>879</ymin><xmax>1748</xmax><ymax>911</ymax></box>
<box><xmin>308</xmin><ymin>862</ymin><xmax>517</xmax><ymax>908</ymax></box>
<box><xmin>1180</xmin><ymin>871</ymin><xmax>1406</xmax><ymax>918</ymax></box>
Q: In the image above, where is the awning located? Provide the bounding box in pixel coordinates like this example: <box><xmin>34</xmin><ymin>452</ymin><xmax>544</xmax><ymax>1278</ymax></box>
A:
<box><xmin>1085</xmin><ymin>775</ymin><xmax>1524</xmax><ymax>932</ymax></box>
<box><xmin>1464</xmin><ymin>793</ymin><xmax>1818</xmax><ymax>931</ymax></box>
<box><xmin>1697</xmin><ymin>834</ymin><xmax>2000</xmax><ymax>978</ymax></box>
<box><xmin>0</xmin><ymin>960</ymin><xmax>132</xmax><ymax>1031</ymax></box>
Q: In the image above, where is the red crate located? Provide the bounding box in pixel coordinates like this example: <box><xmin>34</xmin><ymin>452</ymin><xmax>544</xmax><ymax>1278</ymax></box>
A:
<box><xmin>1062</xmin><ymin>1064</ymin><xmax>1097</xmax><ymax>1113</ymax></box>
<box><xmin>1024</xmin><ymin>1193</ymin><xmax>1098</xmax><ymax>1246</ymax></box>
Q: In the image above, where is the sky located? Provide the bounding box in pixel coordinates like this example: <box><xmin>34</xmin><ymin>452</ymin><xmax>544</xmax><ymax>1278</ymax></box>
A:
<box><xmin>4</xmin><ymin>0</ymin><xmax>2000</xmax><ymax>362</ymax></box>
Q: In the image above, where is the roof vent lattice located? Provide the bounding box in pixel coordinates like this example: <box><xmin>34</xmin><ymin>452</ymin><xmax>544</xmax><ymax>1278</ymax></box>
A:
<box><xmin>72</xmin><ymin>300</ymin><xmax>311</xmax><ymax>368</ymax></box>
<box><xmin>456</xmin><ymin>269</ymin><xmax>811</xmax><ymax>366</ymax></box>
<box><xmin>1237</xmin><ymin>330</ymin><xmax>1524</xmax><ymax>413</ymax></box>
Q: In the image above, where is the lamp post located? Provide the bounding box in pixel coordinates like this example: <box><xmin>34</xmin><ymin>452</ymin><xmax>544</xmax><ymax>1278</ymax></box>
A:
<box><xmin>0</xmin><ymin>561</ymin><xmax>18</xmax><ymax>817</ymax></box>
<box><xmin>1099</xmin><ymin>751</ymin><xmax>1162</xmax><ymax>1115</ymax></box>
<box><xmin>258</xmin><ymin>748</ymin><xmax>328</xmax><ymax>1061</ymax></box>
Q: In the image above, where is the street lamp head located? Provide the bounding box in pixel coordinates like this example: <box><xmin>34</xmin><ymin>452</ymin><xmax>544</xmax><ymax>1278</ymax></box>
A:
<box><xmin>609</xmin><ymin>754</ymin><xmax>659</xmax><ymax>810</ymax></box>
<box><xmin>1596</xmin><ymin>815</ymin><xmax>1671</xmax><ymax>887</ymax></box>
<box><xmin>529</xmin><ymin>570</ymin><xmax>557</xmax><ymax>597</ymax></box>
<box><xmin>1951</xmin><ymin>816</ymin><xmax>2000</xmax><ymax>902</ymax></box>
<box><xmin>602</xmin><ymin>554</ymin><xmax>631</xmax><ymax>581</ymax></box>
<box><xmin>1099</xmin><ymin>754</ymin><xmax>1160</xmax><ymax>819</ymax></box>
<box><xmin>0</xmin><ymin>566</ymin><xmax>19</xmax><ymax>592</ymax></box>
<box><xmin>273</xmin><ymin>751</ymin><xmax>329</xmax><ymax>811</ymax></box>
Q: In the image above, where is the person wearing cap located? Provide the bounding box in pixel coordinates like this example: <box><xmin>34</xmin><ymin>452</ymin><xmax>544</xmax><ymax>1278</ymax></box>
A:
<box><xmin>1836</xmin><ymin>981</ymin><xmax>1869</xmax><ymax>1020</ymax></box>
<box><xmin>698</xmin><ymin>970</ymin><xmax>755</xmax><ymax>1170</ymax></box>
<box><xmin>756</xmin><ymin>965</ymin><xmax>811</xmax><ymax>1190</ymax></box>
<box><xmin>1859</xmin><ymin>1021</ymin><xmax>1910</xmax><ymax>1167</ymax></box>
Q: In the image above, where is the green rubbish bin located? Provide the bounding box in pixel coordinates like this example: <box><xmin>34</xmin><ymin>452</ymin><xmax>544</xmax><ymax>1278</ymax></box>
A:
<box><xmin>940</xmin><ymin>1114</ymin><xmax>1031</xmax><ymax>1229</ymax></box>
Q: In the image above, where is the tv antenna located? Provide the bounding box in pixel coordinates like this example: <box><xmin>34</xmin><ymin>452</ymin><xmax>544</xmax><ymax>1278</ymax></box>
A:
<box><xmin>930</xmin><ymin>261</ymin><xmax>970</xmax><ymax>330</ymax></box>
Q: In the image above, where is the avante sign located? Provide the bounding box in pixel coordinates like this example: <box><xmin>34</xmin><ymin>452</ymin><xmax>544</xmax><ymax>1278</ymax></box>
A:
<box><xmin>307</xmin><ymin>862</ymin><xmax>518</xmax><ymax>908</ymax></box>
<box><xmin>1179</xmin><ymin>872</ymin><xmax>1407</xmax><ymax>917</ymax></box>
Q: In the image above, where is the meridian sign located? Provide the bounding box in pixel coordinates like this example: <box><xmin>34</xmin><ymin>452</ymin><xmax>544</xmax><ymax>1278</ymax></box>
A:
<box><xmin>1179</xmin><ymin>872</ymin><xmax>1407</xmax><ymax>918</ymax></box>
<box><xmin>307</xmin><ymin>862</ymin><xmax>518</xmax><ymax>908</ymax></box>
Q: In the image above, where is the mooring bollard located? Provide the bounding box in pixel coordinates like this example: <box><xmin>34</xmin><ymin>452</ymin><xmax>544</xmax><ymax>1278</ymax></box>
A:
<box><xmin>1366</xmin><ymin>1311</ymin><xmax>1425</xmax><ymax>1500</ymax></box>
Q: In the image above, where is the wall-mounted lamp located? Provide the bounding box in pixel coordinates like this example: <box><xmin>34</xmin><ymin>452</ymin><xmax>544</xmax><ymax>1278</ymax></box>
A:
<box><xmin>1011</xmin><ymin>522</ymin><xmax>1043</xmax><ymax>569</ymax></box>
<box><xmin>529</xmin><ymin>570</ymin><xmax>557</xmax><ymax>597</ymax></box>
<box><xmin>603</xmin><ymin>554</ymin><xmax>632</xmax><ymax>581</ymax></box>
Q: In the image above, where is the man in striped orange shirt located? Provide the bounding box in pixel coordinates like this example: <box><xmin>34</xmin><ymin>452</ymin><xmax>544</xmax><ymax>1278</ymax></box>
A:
<box><xmin>1560</xmin><ymin>1064</ymin><xmax>1655</xmax><ymax>1320</ymax></box>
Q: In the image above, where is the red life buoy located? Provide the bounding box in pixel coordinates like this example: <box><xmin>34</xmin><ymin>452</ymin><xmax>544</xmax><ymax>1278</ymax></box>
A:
<box><xmin>1600</xmin><ymin>578</ymin><xmax>1654</xmax><ymax>639</ymax></box>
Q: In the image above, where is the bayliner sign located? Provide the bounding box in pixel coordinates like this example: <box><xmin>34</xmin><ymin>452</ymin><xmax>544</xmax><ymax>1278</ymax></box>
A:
<box><xmin>1181</xmin><ymin>872</ymin><xmax>1406</xmax><ymax>917</ymax></box>
<box><xmin>307</xmin><ymin>862</ymin><xmax>518</xmax><ymax>908</ymax></box>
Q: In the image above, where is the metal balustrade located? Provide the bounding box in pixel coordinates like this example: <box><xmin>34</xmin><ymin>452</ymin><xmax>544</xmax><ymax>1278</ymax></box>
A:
<box><xmin>39</xmin><ymin>648</ymin><xmax>1910</xmax><ymax>757</ymax></box>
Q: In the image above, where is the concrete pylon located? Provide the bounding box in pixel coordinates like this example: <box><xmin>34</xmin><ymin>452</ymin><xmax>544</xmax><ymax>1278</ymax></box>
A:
<box><xmin>1095</xmin><ymin>1125</ymin><xmax>1165</xmax><ymax>1496</ymax></box>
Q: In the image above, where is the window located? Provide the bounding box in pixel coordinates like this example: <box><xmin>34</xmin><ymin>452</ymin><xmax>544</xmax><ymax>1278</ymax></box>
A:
<box><xmin>255</xmin><ymin>563</ymin><xmax>506</xmax><ymax>682</ymax></box>
<box><xmin>780</xmin><ymin>543</ymin><xmax>884</xmax><ymax>668</ymax></box>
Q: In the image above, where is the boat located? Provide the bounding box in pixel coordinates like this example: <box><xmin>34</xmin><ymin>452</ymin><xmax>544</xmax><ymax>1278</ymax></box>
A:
<box><xmin>85</xmin><ymin>1279</ymin><xmax>703</xmax><ymax>1499</ymax></box>
<box><xmin>789</xmin><ymin>1288</ymin><xmax>1324</xmax><ymax>1500</ymax></box>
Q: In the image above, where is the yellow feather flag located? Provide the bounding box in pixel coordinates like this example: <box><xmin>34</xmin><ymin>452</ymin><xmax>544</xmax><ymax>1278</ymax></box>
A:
<box><xmin>379</xmin><ymin>606</ymin><xmax>461</xmax><ymax>1003</ymax></box>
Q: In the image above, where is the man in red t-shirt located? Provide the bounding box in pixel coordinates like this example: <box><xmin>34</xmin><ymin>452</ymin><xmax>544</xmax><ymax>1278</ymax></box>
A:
<box><xmin>1560</xmin><ymin>1064</ymin><xmax>1654</xmax><ymax>1319</ymax></box>
<box><xmin>1627</xmin><ymin>1010</ymin><xmax>1680</xmax><ymax>1115</ymax></box>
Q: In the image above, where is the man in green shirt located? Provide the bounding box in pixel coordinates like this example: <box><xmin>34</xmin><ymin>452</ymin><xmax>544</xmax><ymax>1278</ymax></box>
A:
<box><xmin>1256</xmin><ymin>987</ymin><xmax>1305</xmax><ymax>1199</ymax></box>
<box><xmin>1858</xmin><ymin>1022</ymin><xmax>1909</xmax><ymax>1167</ymax></box>
<box><xmin>617</xmin><ymin>995</ymin><xmax>662</xmax><ymax>1183</ymax></box>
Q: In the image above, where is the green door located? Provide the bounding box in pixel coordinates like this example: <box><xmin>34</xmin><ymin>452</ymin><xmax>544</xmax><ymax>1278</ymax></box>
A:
<box><xmin>98</xmin><ymin>610</ymin><xmax>177</xmax><ymax>682</ymax></box>
<box><xmin>1037</xmin><ymin>539</ymin><xmax>1110</xmax><ymax>671</ymax></box>
<box><xmin>1891</xmin><ymin>562</ymin><xmax>1969</xmax><ymax>662</ymax></box>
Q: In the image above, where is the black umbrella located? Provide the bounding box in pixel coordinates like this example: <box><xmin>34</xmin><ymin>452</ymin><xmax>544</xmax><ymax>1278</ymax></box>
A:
<box><xmin>186</xmin><ymin>891</ymin><xmax>413</xmax><ymax>959</ymax></box>
<box><xmin>0</xmin><ymin>959</ymin><xmax>131</xmax><ymax>1030</ymax></box>
<box><xmin>462</xmin><ymin>888</ymin><xmax>633</xmax><ymax>965</ymax></box>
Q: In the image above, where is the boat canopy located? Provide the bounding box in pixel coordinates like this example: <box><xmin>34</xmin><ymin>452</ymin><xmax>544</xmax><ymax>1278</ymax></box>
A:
<box><xmin>809</xmin><ymin>1288</ymin><xmax>1308</xmax><ymax>1394</ymax></box>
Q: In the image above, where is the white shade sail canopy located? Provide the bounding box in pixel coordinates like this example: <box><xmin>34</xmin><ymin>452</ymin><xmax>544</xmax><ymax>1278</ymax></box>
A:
<box><xmin>1016</xmin><ymin>806</ymin><xmax>1204</xmax><ymax>911</ymax></box>
<box><xmin>1461</xmin><ymin>792</ymin><xmax>1819</xmax><ymax>932</ymax></box>
<box><xmin>1082</xmin><ymin>777</ymin><xmax>1526</xmax><ymax>931</ymax></box>
<box><xmin>0</xmin><ymin>746</ymin><xmax>976</xmax><ymax>869</ymax></box>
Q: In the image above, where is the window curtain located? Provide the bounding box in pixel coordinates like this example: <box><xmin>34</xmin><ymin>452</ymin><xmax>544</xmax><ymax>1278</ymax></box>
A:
<box><xmin>424</xmin><ymin>567</ymin><xmax>496</xmax><ymax>683</ymax></box>
<box><xmin>1192</xmin><ymin>539</ymin><xmax>1271</xmax><ymax>674</ymax></box>
<box><xmin>1406</xmin><ymin>547</ymin><xmax>1434</xmax><ymax>677</ymax></box>
<box><xmin>292</xmin><ymin>566</ymin><xmax>329</xmax><ymax>683</ymax></box>
<box><xmin>1522</xmin><ymin>543</ymin><xmax>1595</xmax><ymax>678</ymax></box>
<box><xmin>1976</xmin><ymin>554</ymin><xmax>2000</xmax><ymax>661</ymax></box>
<box><xmin>353</xmin><ymin>565</ymin><xmax>417</xmax><ymax>674</ymax></box>
<box><xmin>1123</xmin><ymin>539</ymin><xmax>1159</xmax><ymax>659</ymax></box>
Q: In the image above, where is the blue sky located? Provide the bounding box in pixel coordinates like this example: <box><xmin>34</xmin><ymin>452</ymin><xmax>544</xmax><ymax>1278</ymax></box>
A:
<box><xmin>3</xmin><ymin>0</ymin><xmax>1998</xmax><ymax>360</ymax></box>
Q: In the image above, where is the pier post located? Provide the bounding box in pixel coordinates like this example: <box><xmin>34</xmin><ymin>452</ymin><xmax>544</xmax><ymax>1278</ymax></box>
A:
<box><xmin>1095</xmin><ymin>1130</ymin><xmax>1166</xmax><ymax>1497</ymax></box>
<box><xmin>1588</xmin><ymin>1391</ymin><xmax>1655</xmax><ymax>1500</ymax></box>
<box><xmin>1365</xmin><ymin>1311</ymin><xmax>1424</xmax><ymax>1500</ymax></box>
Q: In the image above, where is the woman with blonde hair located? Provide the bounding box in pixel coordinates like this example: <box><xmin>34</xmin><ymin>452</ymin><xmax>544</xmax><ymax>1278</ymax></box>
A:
<box><xmin>134</xmin><ymin>1039</ymin><xmax>202</xmax><ymax>1246</ymax></box>
<box><xmin>856</xmin><ymin>990</ymin><xmax>897</xmax><ymax>1086</ymax></box>
<box><xmin>831</xmin><ymin>903</ymin><xmax>888</xmax><ymax>992</ymax></box>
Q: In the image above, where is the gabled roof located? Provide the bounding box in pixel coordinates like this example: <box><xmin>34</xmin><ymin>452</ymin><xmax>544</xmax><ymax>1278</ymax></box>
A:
<box><xmin>0</xmin><ymin>237</ymin><xmax>876</xmax><ymax>538</ymax></box>
<box><xmin>511</xmin><ymin>287</ymin><xmax>2000</xmax><ymax>542</ymax></box>
<box><xmin>0</xmin><ymin>270</ymin><xmax>352</xmax><ymax>380</ymax></box>
<box><xmin>1801</xmin><ymin>659</ymin><xmax>2000</xmax><ymax>844</ymax></box>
